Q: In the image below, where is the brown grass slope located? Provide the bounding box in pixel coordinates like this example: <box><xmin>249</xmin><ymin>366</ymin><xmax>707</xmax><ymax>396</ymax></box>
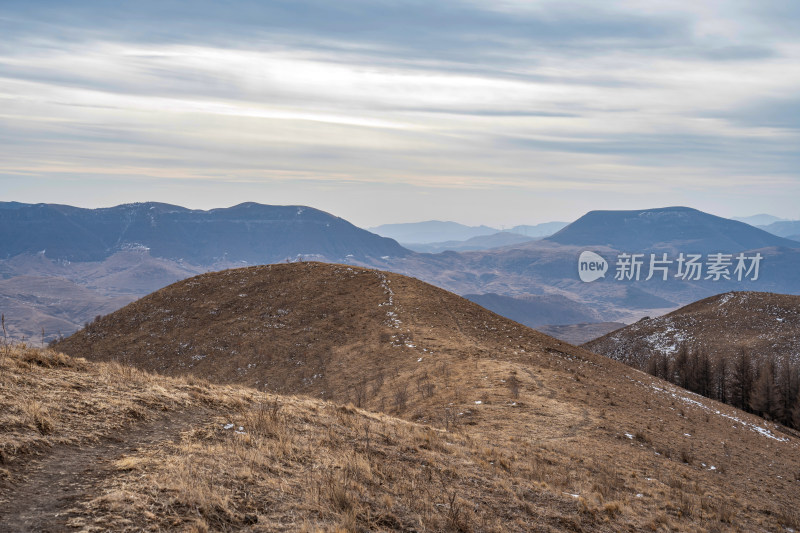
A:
<box><xmin>584</xmin><ymin>291</ymin><xmax>800</xmax><ymax>369</ymax></box>
<box><xmin>2</xmin><ymin>344</ymin><xmax>603</xmax><ymax>532</ymax></box>
<box><xmin>50</xmin><ymin>263</ymin><xmax>800</xmax><ymax>530</ymax></box>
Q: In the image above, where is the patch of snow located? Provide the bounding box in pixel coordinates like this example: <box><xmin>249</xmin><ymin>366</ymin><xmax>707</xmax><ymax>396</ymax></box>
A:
<box><xmin>643</xmin><ymin>381</ymin><xmax>791</xmax><ymax>442</ymax></box>
<box><xmin>417</xmin><ymin>357</ymin><xmax>423</xmax><ymax>362</ymax></box>
<box><xmin>474</xmin><ymin>400</ymin><xmax>482</xmax><ymax>405</ymax></box>
<box><xmin>718</xmin><ymin>292</ymin><xmax>734</xmax><ymax>305</ymax></box>
<box><xmin>624</xmin><ymin>433</ymin><xmax>634</xmax><ymax>439</ymax></box>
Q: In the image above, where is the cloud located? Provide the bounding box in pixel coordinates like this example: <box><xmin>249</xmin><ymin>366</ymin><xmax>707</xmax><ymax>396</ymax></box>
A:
<box><xmin>0</xmin><ymin>1</ymin><xmax>799</xmax><ymax>223</ymax></box>
<box><xmin>717</xmin><ymin>96</ymin><xmax>800</xmax><ymax>130</ymax></box>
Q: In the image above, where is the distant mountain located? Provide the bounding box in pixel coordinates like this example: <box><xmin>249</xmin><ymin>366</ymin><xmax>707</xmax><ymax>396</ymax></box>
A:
<box><xmin>7</xmin><ymin>203</ymin><xmax>800</xmax><ymax>343</ymax></box>
<box><xmin>384</xmin><ymin>206</ymin><xmax>800</xmax><ymax>325</ymax></box>
<box><xmin>404</xmin><ymin>232</ymin><xmax>536</xmax><ymax>253</ymax></box>
<box><xmin>759</xmin><ymin>220</ymin><xmax>800</xmax><ymax>240</ymax></box>
<box><xmin>536</xmin><ymin>322</ymin><xmax>625</xmax><ymax>345</ymax></box>
<box><xmin>509</xmin><ymin>221</ymin><xmax>568</xmax><ymax>238</ymax></box>
<box><xmin>369</xmin><ymin>220</ymin><xmax>568</xmax><ymax>244</ymax></box>
<box><xmin>369</xmin><ymin>220</ymin><xmax>499</xmax><ymax>243</ymax></box>
<box><xmin>732</xmin><ymin>214</ymin><xmax>786</xmax><ymax>226</ymax></box>
<box><xmin>0</xmin><ymin>202</ymin><xmax>409</xmax><ymax>264</ymax></box>
<box><xmin>464</xmin><ymin>292</ymin><xmax>602</xmax><ymax>327</ymax></box>
<box><xmin>545</xmin><ymin>206</ymin><xmax>797</xmax><ymax>252</ymax></box>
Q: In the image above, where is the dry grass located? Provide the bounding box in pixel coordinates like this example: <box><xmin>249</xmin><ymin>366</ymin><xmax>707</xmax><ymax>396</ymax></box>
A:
<box><xmin>0</xmin><ymin>344</ymin><xmax>252</xmax><ymax>472</ymax></box>
<box><xmin>8</xmin><ymin>263</ymin><xmax>800</xmax><ymax>530</ymax></box>
<box><xmin>68</xmin><ymin>397</ymin><xmax>592</xmax><ymax>532</ymax></box>
<box><xmin>2</xmin><ymin>344</ymin><xmax>799</xmax><ymax>530</ymax></box>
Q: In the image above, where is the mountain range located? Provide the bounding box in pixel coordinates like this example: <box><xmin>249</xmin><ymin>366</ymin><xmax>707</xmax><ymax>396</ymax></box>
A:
<box><xmin>383</xmin><ymin>207</ymin><xmax>800</xmax><ymax>328</ymax></box>
<box><xmin>730</xmin><ymin>213</ymin><xmax>800</xmax><ymax>242</ymax></box>
<box><xmin>732</xmin><ymin>214</ymin><xmax>787</xmax><ymax>226</ymax></box>
<box><xmin>403</xmin><ymin>231</ymin><xmax>539</xmax><ymax>253</ymax></box>
<box><xmin>369</xmin><ymin>220</ymin><xmax>568</xmax><ymax>244</ymax></box>
<box><xmin>3</xmin><ymin>203</ymin><xmax>800</xmax><ymax>343</ymax></box>
<box><xmin>759</xmin><ymin>220</ymin><xmax>800</xmax><ymax>242</ymax></box>
<box><xmin>0</xmin><ymin>201</ymin><xmax>407</xmax><ymax>264</ymax></box>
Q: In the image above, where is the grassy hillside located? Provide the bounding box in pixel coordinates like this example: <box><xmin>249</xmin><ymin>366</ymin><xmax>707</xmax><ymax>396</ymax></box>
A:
<box><xmin>4</xmin><ymin>344</ymin><xmax>800</xmax><ymax>531</ymax></box>
<box><xmin>43</xmin><ymin>263</ymin><xmax>800</xmax><ymax>531</ymax></box>
<box><xmin>586</xmin><ymin>291</ymin><xmax>800</xmax><ymax>427</ymax></box>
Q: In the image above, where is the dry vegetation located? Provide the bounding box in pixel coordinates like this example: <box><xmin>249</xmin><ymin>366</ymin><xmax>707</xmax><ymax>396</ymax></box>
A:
<box><xmin>4</xmin><ymin>264</ymin><xmax>800</xmax><ymax>531</ymax></box>
<box><xmin>6</xmin><ymin>345</ymin><xmax>791</xmax><ymax>532</ymax></box>
<box><xmin>586</xmin><ymin>291</ymin><xmax>800</xmax><ymax>428</ymax></box>
<box><xmin>0</xmin><ymin>343</ymin><xmax>252</xmax><ymax>477</ymax></box>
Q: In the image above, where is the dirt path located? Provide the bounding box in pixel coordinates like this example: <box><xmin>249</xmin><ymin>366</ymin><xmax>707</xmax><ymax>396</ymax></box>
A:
<box><xmin>0</xmin><ymin>407</ymin><xmax>209</xmax><ymax>532</ymax></box>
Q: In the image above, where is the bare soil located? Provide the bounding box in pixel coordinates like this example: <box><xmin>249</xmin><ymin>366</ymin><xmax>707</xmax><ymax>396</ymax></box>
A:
<box><xmin>0</xmin><ymin>408</ymin><xmax>207</xmax><ymax>532</ymax></box>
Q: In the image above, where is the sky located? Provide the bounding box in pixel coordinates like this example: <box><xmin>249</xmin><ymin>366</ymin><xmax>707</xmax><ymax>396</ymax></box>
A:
<box><xmin>1</xmin><ymin>1</ymin><xmax>799</xmax><ymax>227</ymax></box>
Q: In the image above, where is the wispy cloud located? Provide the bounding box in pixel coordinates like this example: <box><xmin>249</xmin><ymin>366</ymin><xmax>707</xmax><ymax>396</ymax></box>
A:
<box><xmin>1</xmin><ymin>1</ymin><xmax>799</xmax><ymax>223</ymax></box>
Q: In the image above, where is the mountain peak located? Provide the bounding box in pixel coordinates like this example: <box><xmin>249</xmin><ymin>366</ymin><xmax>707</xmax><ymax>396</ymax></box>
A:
<box><xmin>546</xmin><ymin>206</ymin><xmax>798</xmax><ymax>252</ymax></box>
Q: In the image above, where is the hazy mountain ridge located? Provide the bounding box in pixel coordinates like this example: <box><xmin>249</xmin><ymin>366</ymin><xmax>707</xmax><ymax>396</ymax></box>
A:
<box><xmin>759</xmin><ymin>220</ymin><xmax>800</xmax><ymax>241</ymax></box>
<box><xmin>404</xmin><ymin>231</ymin><xmax>537</xmax><ymax>253</ymax></box>
<box><xmin>732</xmin><ymin>214</ymin><xmax>787</xmax><ymax>226</ymax></box>
<box><xmin>464</xmin><ymin>292</ymin><xmax>603</xmax><ymax>327</ymax></box>
<box><xmin>370</xmin><ymin>220</ymin><xmax>568</xmax><ymax>244</ymax></box>
<box><xmin>0</xmin><ymin>201</ymin><xmax>409</xmax><ymax>264</ymax></box>
<box><xmin>5</xmin><ymin>203</ymin><xmax>800</xmax><ymax>342</ymax></box>
<box><xmin>384</xmin><ymin>207</ymin><xmax>800</xmax><ymax>323</ymax></box>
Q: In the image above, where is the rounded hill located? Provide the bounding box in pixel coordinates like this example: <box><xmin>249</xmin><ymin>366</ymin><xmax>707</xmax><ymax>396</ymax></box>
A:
<box><xmin>56</xmin><ymin>262</ymin><xmax>581</xmax><ymax>403</ymax></box>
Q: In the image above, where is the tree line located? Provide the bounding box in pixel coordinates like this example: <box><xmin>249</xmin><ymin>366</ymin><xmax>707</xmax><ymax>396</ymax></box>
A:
<box><xmin>645</xmin><ymin>345</ymin><xmax>800</xmax><ymax>430</ymax></box>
